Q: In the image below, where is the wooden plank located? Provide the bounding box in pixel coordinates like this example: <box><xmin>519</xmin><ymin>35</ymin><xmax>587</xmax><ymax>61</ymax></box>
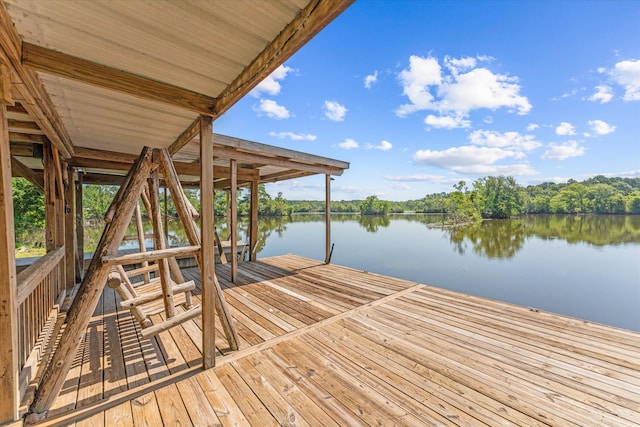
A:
<box><xmin>215</xmin><ymin>364</ymin><xmax>279</xmax><ymax>426</ymax></box>
<box><xmin>241</xmin><ymin>353</ymin><xmax>341</xmax><ymax>427</ymax></box>
<box><xmin>231</xmin><ymin>357</ymin><xmax>311</xmax><ymax>427</ymax></box>
<box><xmin>28</xmin><ymin>147</ymin><xmax>154</xmax><ymax>419</ymax></box>
<box><xmin>154</xmin><ymin>384</ymin><xmax>194</xmax><ymax>427</ymax></box>
<box><xmin>197</xmin><ymin>370</ymin><xmax>250</xmax><ymax>427</ymax></box>
<box><xmin>75</xmin><ymin>294</ymin><xmax>104</xmax><ymax>408</ymax></box>
<box><xmin>22</xmin><ymin>43</ymin><xmax>216</xmax><ymax>116</ymax></box>
<box><xmin>229</xmin><ymin>159</ymin><xmax>237</xmax><ymax>282</ymax></box>
<box><xmin>174</xmin><ymin>376</ymin><xmax>222</xmax><ymax>427</ymax></box>
<box><xmin>101</xmin><ymin>246</ymin><xmax>200</xmax><ymax>266</ymax></box>
<box><xmin>318</xmin><ymin>320</ymin><xmax>546</xmax><ymax>426</ymax></box>
<box><xmin>0</xmin><ymin>95</ymin><xmax>20</xmax><ymax>424</ymax></box>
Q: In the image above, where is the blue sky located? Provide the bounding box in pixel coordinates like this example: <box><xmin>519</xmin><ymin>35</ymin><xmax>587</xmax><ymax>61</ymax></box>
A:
<box><xmin>215</xmin><ymin>0</ymin><xmax>640</xmax><ymax>201</ymax></box>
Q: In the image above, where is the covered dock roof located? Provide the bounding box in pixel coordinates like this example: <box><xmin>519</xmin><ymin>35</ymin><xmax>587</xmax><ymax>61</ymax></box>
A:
<box><xmin>1</xmin><ymin>0</ymin><xmax>352</xmax><ymax>162</ymax></box>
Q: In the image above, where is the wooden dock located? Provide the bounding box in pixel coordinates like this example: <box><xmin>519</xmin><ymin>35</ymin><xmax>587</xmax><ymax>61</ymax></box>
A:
<box><xmin>33</xmin><ymin>255</ymin><xmax>640</xmax><ymax>426</ymax></box>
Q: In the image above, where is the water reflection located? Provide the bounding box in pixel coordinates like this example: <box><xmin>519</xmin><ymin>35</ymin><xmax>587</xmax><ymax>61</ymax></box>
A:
<box><xmin>441</xmin><ymin>214</ymin><xmax>640</xmax><ymax>259</ymax></box>
<box><xmin>88</xmin><ymin>213</ymin><xmax>640</xmax><ymax>259</ymax></box>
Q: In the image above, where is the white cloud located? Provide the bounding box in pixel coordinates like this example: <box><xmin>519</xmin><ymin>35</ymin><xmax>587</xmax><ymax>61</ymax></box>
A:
<box><xmin>364</xmin><ymin>71</ymin><xmax>378</xmax><ymax>89</ymax></box>
<box><xmin>587</xmin><ymin>119</ymin><xmax>616</xmax><ymax>136</ymax></box>
<box><xmin>371</xmin><ymin>140</ymin><xmax>393</xmax><ymax>151</ymax></box>
<box><xmin>324</xmin><ymin>100</ymin><xmax>347</xmax><ymax>121</ymax></box>
<box><xmin>611</xmin><ymin>59</ymin><xmax>640</xmax><ymax>101</ymax></box>
<box><xmin>391</xmin><ymin>183</ymin><xmax>411</xmax><ymax>191</ymax></box>
<box><xmin>541</xmin><ymin>141</ymin><xmax>586</xmax><ymax>160</ymax></box>
<box><xmin>269</xmin><ymin>131</ymin><xmax>317</xmax><ymax>141</ymax></box>
<box><xmin>338</xmin><ymin>138</ymin><xmax>359</xmax><ymax>150</ymax></box>
<box><xmin>396</xmin><ymin>55</ymin><xmax>531</xmax><ymax>122</ymax></box>
<box><xmin>588</xmin><ymin>85</ymin><xmax>613</xmax><ymax>103</ymax></box>
<box><xmin>444</xmin><ymin>55</ymin><xmax>478</xmax><ymax>75</ymax></box>
<box><xmin>526</xmin><ymin>123</ymin><xmax>539</xmax><ymax>131</ymax></box>
<box><xmin>396</xmin><ymin>56</ymin><xmax>441</xmax><ymax>116</ymax></box>
<box><xmin>412</xmin><ymin>145</ymin><xmax>522</xmax><ymax>173</ymax></box>
<box><xmin>384</xmin><ymin>174</ymin><xmax>446</xmax><ymax>182</ymax></box>
<box><xmin>555</xmin><ymin>122</ymin><xmax>576</xmax><ymax>136</ymax></box>
<box><xmin>425</xmin><ymin>114</ymin><xmax>471</xmax><ymax>129</ymax></box>
<box><xmin>254</xmin><ymin>99</ymin><xmax>290</xmax><ymax>119</ymax></box>
<box><xmin>437</xmin><ymin>68</ymin><xmax>532</xmax><ymax>115</ymax></box>
<box><xmin>251</xmin><ymin>65</ymin><xmax>294</xmax><ymax>97</ymax></box>
<box><xmin>469</xmin><ymin>130</ymin><xmax>542</xmax><ymax>153</ymax></box>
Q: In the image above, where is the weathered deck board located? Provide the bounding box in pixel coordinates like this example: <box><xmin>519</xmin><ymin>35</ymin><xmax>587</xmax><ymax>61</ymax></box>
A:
<box><xmin>35</xmin><ymin>254</ymin><xmax>640</xmax><ymax>427</ymax></box>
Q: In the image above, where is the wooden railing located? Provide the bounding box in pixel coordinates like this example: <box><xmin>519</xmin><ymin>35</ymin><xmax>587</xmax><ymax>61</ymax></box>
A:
<box><xmin>15</xmin><ymin>246</ymin><xmax>66</xmax><ymax>404</ymax></box>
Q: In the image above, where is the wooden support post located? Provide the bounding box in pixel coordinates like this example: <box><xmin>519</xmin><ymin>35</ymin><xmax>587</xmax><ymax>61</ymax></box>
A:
<box><xmin>43</xmin><ymin>140</ymin><xmax>56</xmax><ymax>253</ymax></box>
<box><xmin>134</xmin><ymin>204</ymin><xmax>151</xmax><ymax>284</ymax></box>
<box><xmin>325</xmin><ymin>174</ymin><xmax>331</xmax><ymax>264</ymax></box>
<box><xmin>159</xmin><ymin>147</ymin><xmax>238</xmax><ymax>352</ymax></box>
<box><xmin>75</xmin><ymin>170</ymin><xmax>84</xmax><ymax>282</ymax></box>
<box><xmin>148</xmin><ymin>163</ymin><xmax>175</xmax><ymax>318</ymax></box>
<box><xmin>43</xmin><ymin>139</ymin><xmax>66</xmax><ymax>296</ymax></box>
<box><xmin>0</xmin><ymin>69</ymin><xmax>20</xmax><ymax>425</ymax></box>
<box><xmin>250</xmin><ymin>180</ymin><xmax>258</xmax><ymax>261</ymax></box>
<box><xmin>64</xmin><ymin>165</ymin><xmax>76</xmax><ymax>290</ymax></box>
<box><xmin>200</xmin><ymin>115</ymin><xmax>216</xmax><ymax>368</ymax></box>
<box><xmin>28</xmin><ymin>147</ymin><xmax>153</xmax><ymax>419</ymax></box>
<box><xmin>230</xmin><ymin>159</ymin><xmax>238</xmax><ymax>282</ymax></box>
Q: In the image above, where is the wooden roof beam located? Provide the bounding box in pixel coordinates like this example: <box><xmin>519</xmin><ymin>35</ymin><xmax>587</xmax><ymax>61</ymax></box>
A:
<box><xmin>21</xmin><ymin>42</ymin><xmax>218</xmax><ymax>117</ymax></box>
<box><xmin>71</xmin><ymin>147</ymin><xmax>259</xmax><ymax>180</ymax></box>
<box><xmin>10</xmin><ymin>156</ymin><xmax>44</xmax><ymax>191</ymax></box>
<box><xmin>211</xmin><ymin>145</ymin><xmax>345</xmax><ymax>176</ymax></box>
<box><xmin>213</xmin><ymin>0</ymin><xmax>354</xmax><ymax>118</ymax></box>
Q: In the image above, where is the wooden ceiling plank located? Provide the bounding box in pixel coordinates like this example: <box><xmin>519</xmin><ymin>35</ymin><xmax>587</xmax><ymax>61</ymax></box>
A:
<box><xmin>0</xmin><ymin>3</ymin><xmax>74</xmax><ymax>158</ymax></box>
<box><xmin>213</xmin><ymin>0</ymin><xmax>354</xmax><ymax>118</ymax></box>
<box><xmin>22</xmin><ymin>43</ymin><xmax>217</xmax><ymax>116</ymax></box>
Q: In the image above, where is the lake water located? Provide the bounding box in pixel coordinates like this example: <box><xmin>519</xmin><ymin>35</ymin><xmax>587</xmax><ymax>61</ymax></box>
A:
<box><xmin>254</xmin><ymin>214</ymin><xmax>640</xmax><ymax>332</ymax></box>
<box><xmin>109</xmin><ymin>214</ymin><xmax>640</xmax><ymax>332</ymax></box>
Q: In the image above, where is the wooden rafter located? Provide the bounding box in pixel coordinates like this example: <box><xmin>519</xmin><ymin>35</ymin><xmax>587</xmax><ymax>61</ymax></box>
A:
<box><xmin>213</xmin><ymin>0</ymin><xmax>354</xmax><ymax>118</ymax></box>
<box><xmin>10</xmin><ymin>156</ymin><xmax>43</xmax><ymax>190</ymax></box>
<box><xmin>22</xmin><ymin>43</ymin><xmax>217</xmax><ymax>116</ymax></box>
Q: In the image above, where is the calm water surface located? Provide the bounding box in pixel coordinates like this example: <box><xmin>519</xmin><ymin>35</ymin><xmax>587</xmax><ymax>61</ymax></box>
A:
<box><xmin>109</xmin><ymin>214</ymin><xmax>640</xmax><ymax>331</ymax></box>
<box><xmin>256</xmin><ymin>214</ymin><xmax>640</xmax><ymax>332</ymax></box>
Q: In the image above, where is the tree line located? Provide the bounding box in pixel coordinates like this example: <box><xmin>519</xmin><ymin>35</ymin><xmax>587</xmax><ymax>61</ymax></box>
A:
<box><xmin>11</xmin><ymin>175</ymin><xmax>640</xmax><ymax>248</ymax></box>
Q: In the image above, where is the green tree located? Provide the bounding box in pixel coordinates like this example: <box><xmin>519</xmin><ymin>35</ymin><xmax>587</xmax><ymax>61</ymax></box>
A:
<box><xmin>12</xmin><ymin>178</ymin><xmax>45</xmax><ymax>246</ymax></box>
<box><xmin>82</xmin><ymin>184</ymin><xmax>118</xmax><ymax>219</ymax></box>
<box><xmin>473</xmin><ymin>176</ymin><xmax>524</xmax><ymax>218</ymax></box>
<box><xmin>360</xmin><ymin>195</ymin><xmax>390</xmax><ymax>215</ymax></box>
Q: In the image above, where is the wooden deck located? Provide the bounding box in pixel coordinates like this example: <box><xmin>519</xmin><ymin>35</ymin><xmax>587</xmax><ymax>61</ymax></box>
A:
<box><xmin>34</xmin><ymin>255</ymin><xmax>640</xmax><ymax>426</ymax></box>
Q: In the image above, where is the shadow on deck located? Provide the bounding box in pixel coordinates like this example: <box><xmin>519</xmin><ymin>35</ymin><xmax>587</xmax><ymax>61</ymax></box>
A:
<box><xmin>33</xmin><ymin>255</ymin><xmax>640</xmax><ymax>426</ymax></box>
